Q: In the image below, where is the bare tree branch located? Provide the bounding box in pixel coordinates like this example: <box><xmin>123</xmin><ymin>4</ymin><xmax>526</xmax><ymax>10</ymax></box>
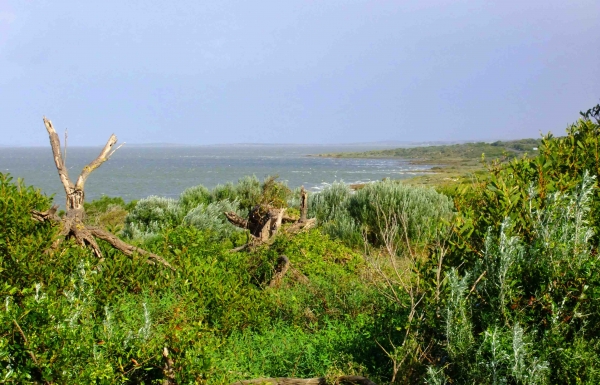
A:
<box><xmin>269</xmin><ymin>255</ymin><xmax>290</xmax><ymax>288</ymax></box>
<box><xmin>299</xmin><ymin>186</ymin><xmax>308</xmax><ymax>223</ymax></box>
<box><xmin>63</xmin><ymin>128</ymin><xmax>68</xmax><ymax>169</ymax></box>
<box><xmin>43</xmin><ymin>117</ymin><xmax>72</xmax><ymax>195</ymax></box>
<box><xmin>75</xmin><ymin>133</ymin><xmax>118</xmax><ymax>190</ymax></box>
<box><xmin>162</xmin><ymin>347</ymin><xmax>176</xmax><ymax>385</ymax></box>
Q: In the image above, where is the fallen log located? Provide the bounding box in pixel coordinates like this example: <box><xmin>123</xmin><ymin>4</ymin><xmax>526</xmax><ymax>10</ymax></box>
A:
<box><xmin>230</xmin><ymin>375</ymin><xmax>377</xmax><ymax>385</ymax></box>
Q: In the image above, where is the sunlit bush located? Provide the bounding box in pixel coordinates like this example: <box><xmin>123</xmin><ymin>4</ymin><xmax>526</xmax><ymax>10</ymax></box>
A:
<box><xmin>309</xmin><ymin>180</ymin><xmax>453</xmax><ymax>249</ymax></box>
<box><xmin>178</xmin><ymin>184</ymin><xmax>212</xmax><ymax>212</ymax></box>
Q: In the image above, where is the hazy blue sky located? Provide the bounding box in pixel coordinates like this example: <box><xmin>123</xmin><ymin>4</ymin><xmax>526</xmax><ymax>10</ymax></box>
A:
<box><xmin>1</xmin><ymin>1</ymin><xmax>598</xmax><ymax>146</ymax></box>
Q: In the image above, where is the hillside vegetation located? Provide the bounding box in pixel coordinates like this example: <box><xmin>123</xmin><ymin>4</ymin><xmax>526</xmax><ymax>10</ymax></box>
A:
<box><xmin>318</xmin><ymin>138</ymin><xmax>541</xmax><ymax>164</ymax></box>
<box><xmin>319</xmin><ymin>138</ymin><xmax>543</xmax><ymax>187</ymax></box>
<box><xmin>1</xmin><ymin>105</ymin><xmax>600</xmax><ymax>384</ymax></box>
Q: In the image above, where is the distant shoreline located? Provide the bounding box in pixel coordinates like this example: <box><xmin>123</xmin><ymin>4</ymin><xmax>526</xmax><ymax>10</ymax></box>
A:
<box><xmin>0</xmin><ymin>138</ymin><xmax>542</xmax><ymax>149</ymax></box>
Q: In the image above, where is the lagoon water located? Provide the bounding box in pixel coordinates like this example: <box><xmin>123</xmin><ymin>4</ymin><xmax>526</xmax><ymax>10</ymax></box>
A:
<box><xmin>1</xmin><ymin>145</ymin><xmax>431</xmax><ymax>205</ymax></box>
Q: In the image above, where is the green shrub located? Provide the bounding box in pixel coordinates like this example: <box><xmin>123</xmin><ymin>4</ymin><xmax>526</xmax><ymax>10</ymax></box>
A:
<box><xmin>420</xmin><ymin>174</ymin><xmax>600</xmax><ymax>384</ymax></box>
<box><xmin>449</xmin><ymin>109</ymin><xmax>600</xmax><ymax>266</ymax></box>
<box><xmin>178</xmin><ymin>184</ymin><xmax>213</xmax><ymax>212</ymax></box>
<box><xmin>84</xmin><ymin>195</ymin><xmax>127</xmax><ymax>216</ymax></box>
<box><xmin>0</xmin><ymin>173</ymin><xmax>57</xmax><ymax>287</ymax></box>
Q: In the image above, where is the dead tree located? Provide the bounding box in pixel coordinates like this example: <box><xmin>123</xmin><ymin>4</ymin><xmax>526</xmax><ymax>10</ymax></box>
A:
<box><xmin>224</xmin><ymin>186</ymin><xmax>315</xmax><ymax>249</ymax></box>
<box><xmin>31</xmin><ymin>117</ymin><xmax>173</xmax><ymax>270</ymax></box>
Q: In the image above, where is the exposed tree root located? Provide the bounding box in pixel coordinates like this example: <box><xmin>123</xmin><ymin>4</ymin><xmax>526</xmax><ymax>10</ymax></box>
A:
<box><xmin>269</xmin><ymin>255</ymin><xmax>290</xmax><ymax>288</ymax></box>
<box><xmin>267</xmin><ymin>255</ymin><xmax>309</xmax><ymax>288</ymax></box>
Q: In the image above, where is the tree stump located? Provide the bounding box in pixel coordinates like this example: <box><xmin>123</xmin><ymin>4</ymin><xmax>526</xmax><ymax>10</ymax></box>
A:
<box><xmin>225</xmin><ymin>186</ymin><xmax>315</xmax><ymax>250</ymax></box>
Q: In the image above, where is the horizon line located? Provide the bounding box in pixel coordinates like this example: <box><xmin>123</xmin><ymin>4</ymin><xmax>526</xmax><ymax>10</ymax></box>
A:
<box><xmin>0</xmin><ymin>137</ymin><xmax>544</xmax><ymax>148</ymax></box>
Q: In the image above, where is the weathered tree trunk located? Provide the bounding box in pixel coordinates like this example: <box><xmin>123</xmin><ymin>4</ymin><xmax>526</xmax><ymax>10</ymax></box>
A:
<box><xmin>32</xmin><ymin>117</ymin><xmax>174</xmax><ymax>270</ymax></box>
<box><xmin>230</xmin><ymin>376</ymin><xmax>377</xmax><ymax>385</ymax></box>
<box><xmin>247</xmin><ymin>205</ymin><xmax>286</xmax><ymax>242</ymax></box>
<box><xmin>225</xmin><ymin>205</ymin><xmax>287</xmax><ymax>247</ymax></box>
<box><xmin>299</xmin><ymin>186</ymin><xmax>308</xmax><ymax>223</ymax></box>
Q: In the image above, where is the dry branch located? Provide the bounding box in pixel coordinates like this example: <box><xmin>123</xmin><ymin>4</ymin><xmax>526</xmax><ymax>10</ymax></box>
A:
<box><xmin>75</xmin><ymin>134</ymin><xmax>118</xmax><ymax>190</ymax></box>
<box><xmin>281</xmin><ymin>214</ymin><xmax>298</xmax><ymax>223</ymax></box>
<box><xmin>230</xmin><ymin>376</ymin><xmax>377</xmax><ymax>385</ymax></box>
<box><xmin>286</xmin><ymin>218</ymin><xmax>316</xmax><ymax>234</ymax></box>
<box><xmin>12</xmin><ymin>319</ymin><xmax>39</xmax><ymax>366</ymax></box>
<box><xmin>89</xmin><ymin>227</ymin><xmax>174</xmax><ymax>270</ymax></box>
<box><xmin>225</xmin><ymin>212</ymin><xmax>249</xmax><ymax>229</ymax></box>
<box><xmin>31</xmin><ymin>204</ymin><xmax>60</xmax><ymax>223</ymax></box>
<box><xmin>43</xmin><ymin>117</ymin><xmax>72</xmax><ymax>196</ymax></box>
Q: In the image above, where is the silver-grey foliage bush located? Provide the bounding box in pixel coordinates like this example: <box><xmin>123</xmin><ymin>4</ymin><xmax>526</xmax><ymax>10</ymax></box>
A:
<box><xmin>348</xmin><ymin>180</ymin><xmax>454</xmax><ymax>247</ymax></box>
<box><xmin>179</xmin><ymin>185</ymin><xmax>212</xmax><ymax>212</ymax></box>
<box><xmin>122</xmin><ymin>196</ymin><xmax>181</xmax><ymax>241</ymax></box>
<box><xmin>123</xmin><ymin>176</ymin><xmax>270</xmax><ymax>241</ymax></box>
<box><xmin>182</xmin><ymin>200</ymin><xmax>243</xmax><ymax>238</ymax></box>
<box><xmin>308</xmin><ymin>182</ymin><xmax>353</xmax><ymax>222</ymax></box>
<box><xmin>308</xmin><ymin>182</ymin><xmax>363</xmax><ymax>246</ymax></box>
<box><xmin>309</xmin><ymin>180</ymin><xmax>454</xmax><ymax>248</ymax></box>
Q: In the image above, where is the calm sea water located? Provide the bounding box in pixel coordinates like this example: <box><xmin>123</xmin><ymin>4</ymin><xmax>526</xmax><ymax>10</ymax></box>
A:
<box><xmin>1</xmin><ymin>145</ymin><xmax>431</xmax><ymax>205</ymax></box>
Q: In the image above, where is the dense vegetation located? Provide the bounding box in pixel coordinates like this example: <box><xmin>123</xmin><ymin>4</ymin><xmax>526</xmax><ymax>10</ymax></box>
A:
<box><xmin>317</xmin><ymin>138</ymin><xmax>542</xmax><ymax>163</ymax></box>
<box><xmin>1</xmin><ymin>105</ymin><xmax>599</xmax><ymax>384</ymax></box>
<box><xmin>319</xmin><ymin>138</ymin><xmax>544</xmax><ymax>189</ymax></box>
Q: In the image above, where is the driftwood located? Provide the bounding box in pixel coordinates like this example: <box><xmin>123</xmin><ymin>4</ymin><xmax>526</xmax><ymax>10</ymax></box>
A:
<box><xmin>230</xmin><ymin>376</ymin><xmax>377</xmax><ymax>385</ymax></box>
<box><xmin>32</xmin><ymin>117</ymin><xmax>173</xmax><ymax>270</ymax></box>
<box><xmin>225</xmin><ymin>187</ymin><xmax>315</xmax><ymax>250</ymax></box>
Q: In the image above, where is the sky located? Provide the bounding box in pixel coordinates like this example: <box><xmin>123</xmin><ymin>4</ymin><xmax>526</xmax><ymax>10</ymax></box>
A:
<box><xmin>0</xmin><ymin>1</ymin><xmax>598</xmax><ymax>146</ymax></box>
